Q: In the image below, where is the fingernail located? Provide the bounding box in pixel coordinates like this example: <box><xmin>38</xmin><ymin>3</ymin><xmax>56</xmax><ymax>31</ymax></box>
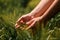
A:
<box><xmin>15</xmin><ymin>24</ymin><xmax>20</xmax><ymax>28</ymax></box>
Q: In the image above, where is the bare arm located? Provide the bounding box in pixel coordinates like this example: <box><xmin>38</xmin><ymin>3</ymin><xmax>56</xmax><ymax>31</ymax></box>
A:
<box><xmin>40</xmin><ymin>0</ymin><xmax>59</xmax><ymax>20</ymax></box>
<box><xmin>29</xmin><ymin>0</ymin><xmax>54</xmax><ymax>18</ymax></box>
<box><xmin>15</xmin><ymin>0</ymin><xmax>60</xmax><ymax>29</ymax></box>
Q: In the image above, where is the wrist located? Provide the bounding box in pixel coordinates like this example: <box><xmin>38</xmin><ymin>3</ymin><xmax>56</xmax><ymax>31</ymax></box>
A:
<box><xmin>29</xmin><ymin>12</ymin><xmax>40</xmax><ymax>18</ymax></box>
<box><xmin>29</xmin><ymin>12</ymin><xmax>35</xmax><ymax>18</ymax></box>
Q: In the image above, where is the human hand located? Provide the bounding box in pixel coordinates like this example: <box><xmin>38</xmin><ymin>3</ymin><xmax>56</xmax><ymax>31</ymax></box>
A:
<box><xmin>15</xmin><ymin>13</ymin><xmax>34</xmax><ymax>28</ymax></box>
<box><xmin>25</xmin><ymin>17</ymin><xmax>43</xmax><ymax>30</ymax></box>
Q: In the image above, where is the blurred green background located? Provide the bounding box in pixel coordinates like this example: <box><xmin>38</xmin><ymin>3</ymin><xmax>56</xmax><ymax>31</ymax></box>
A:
<box><xmin>0</xmin><ymin>0</ymin><xmax>60</xmax><ymax>40</ymax></box>
<box><xmin>0</xmin><ymin>0</ymin><xmax>40</xmax><ymax>23</ymax></box>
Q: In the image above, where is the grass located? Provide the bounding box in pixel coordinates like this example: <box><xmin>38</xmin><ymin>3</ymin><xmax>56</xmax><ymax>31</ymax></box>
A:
<box><xmin>0</xmin><ymin>0</ymin><xmax>60</xmax><ymax>40</ymax></box>
<box><xmin>0</xmin><ymin>12</ymin><xmax>60</xmax><ymax>40</ymax></box>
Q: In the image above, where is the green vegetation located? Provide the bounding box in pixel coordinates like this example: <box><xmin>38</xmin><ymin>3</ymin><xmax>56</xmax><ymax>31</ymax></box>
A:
<box><xmin>0</xmin><ymin>0</ymin><xmax>60</xmax><ymax>40</ymax></box>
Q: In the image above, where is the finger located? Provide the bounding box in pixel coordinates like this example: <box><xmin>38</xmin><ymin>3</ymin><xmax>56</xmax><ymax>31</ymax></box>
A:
<box><xmin>17</xmin><ymin>17</ymin><xmax>24</xmax><ymax>24</ymax></box>
<box><xmin>15</xmin><ymin>23</ymin><xmax>20</xmax><ymax>28</ymax></box>
<box><xmin>25</xmin><ymin>21</ymin><xmax>36</xmax><ymax>30</ymax></box>
<box><xmin>26</xmin><ymin>19</ymin><xmax>34</xmax><ymax>26</ymax></box>
<box><xmin>17</xmin><ymin>16</ymin><xmax>24</xmax><ymax>23</ymax></box>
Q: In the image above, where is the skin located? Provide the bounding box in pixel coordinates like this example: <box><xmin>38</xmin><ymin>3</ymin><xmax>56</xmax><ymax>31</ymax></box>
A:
<box><xmin>15</xmin><ymin>0</ymin><xmax>60</xmax><ymax>30</ymax></box>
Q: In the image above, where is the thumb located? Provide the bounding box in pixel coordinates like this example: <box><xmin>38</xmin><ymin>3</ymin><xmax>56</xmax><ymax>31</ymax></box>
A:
<box><xmin>25</xmin><ymin>21</ymin><xmax>36</xmax><ymax>30</ymax></box>
<box><xmin>26</xmin><ymin>19</ymin><xmax>34</xmax><ymax>26</ymax></box>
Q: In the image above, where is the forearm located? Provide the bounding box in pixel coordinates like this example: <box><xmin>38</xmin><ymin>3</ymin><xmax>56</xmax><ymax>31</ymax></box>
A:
<box><xmin>41</xmin><ymin>0</ymin><xmax>59</xmax><ymax>20</ymax></box>
<box><xmin>29</xmin><ymin>0</ymin><xmax>54</xmax><ymax>18</ymax></box>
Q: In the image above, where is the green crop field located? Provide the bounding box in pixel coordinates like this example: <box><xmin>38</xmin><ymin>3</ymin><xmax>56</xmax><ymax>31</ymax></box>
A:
<box><xmin>0</xmin><ymin>0</ymin><xmax>60</xmax><ymax>40</ymax></box>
